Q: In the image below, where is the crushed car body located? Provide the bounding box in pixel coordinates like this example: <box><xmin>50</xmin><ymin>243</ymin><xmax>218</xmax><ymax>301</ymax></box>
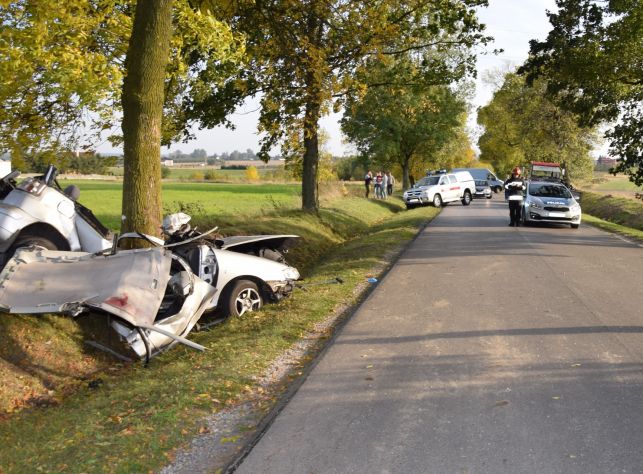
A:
<box><xmin>0</xmin><ymin>167</ymin><xmax>301</xmax><ymax>317</ymax></box>
<box><xmin>0</xmin><ymin>247</ymin><xmax>216</xmax><ymax>361</ymax></box>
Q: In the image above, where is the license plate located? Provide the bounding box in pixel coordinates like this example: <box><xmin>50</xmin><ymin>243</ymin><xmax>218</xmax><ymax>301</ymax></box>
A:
<box><xmin>408</xmin><ymin>198</ymin><xmax>419</xmax><ymax>203</ymax></box>
<box><xmin>548</xmin><ymin>212</ymin><xmax>565</xmax><ymax>217</ymax></box>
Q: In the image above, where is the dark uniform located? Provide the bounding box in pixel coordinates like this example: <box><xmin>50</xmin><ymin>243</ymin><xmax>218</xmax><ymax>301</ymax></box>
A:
<box><xmin>504</xmin><ymin>173</ymin><xmax>526</xmax><ymax>226</ymax></box>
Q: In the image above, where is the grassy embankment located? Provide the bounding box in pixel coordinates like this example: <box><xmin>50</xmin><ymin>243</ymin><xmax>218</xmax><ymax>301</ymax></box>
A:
<box><xmin>0</xmin><ymin>180</ymin><xmax>438</xmax><ymax>473</ymax></box>
<box><xmin>578</xmin><ymin>173</ymin><xmax>643</xmax><ymax>241</ymax></box>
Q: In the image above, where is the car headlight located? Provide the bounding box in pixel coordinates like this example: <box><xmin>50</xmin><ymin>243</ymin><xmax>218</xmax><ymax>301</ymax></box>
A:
<box><xmin>570</xmin><ymin>204</ymin><xmax>581</xmax><ymax>212</ymax></box>
<box><xmin>283</xmin><ymin>267</ymin><xmax>300</xmax><ymax>280</ymax></box>
<box><xmin>529</xmin><ymin>201</ymin><xmax>542</xmax><ymax>209</ymax></box>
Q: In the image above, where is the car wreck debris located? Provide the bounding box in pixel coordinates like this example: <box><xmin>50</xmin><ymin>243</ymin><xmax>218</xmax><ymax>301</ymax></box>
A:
<box><xmin>0</xmin><ymin>167</ymin><xmax>302</xmax><ymax>361</ymax></box>
<box><xmin>0</xmin><ymin>247</ymin><xmax>215</xmax><ymax>362</ymax></box>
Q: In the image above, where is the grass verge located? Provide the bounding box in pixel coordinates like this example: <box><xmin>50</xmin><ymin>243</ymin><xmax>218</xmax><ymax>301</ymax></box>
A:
<box><xmin>0</xmin><ymin>196</ymin><xmax>438</xmax><ymax>473</ymax></box>
<box><xmin>580</xmin><ymin>191</ymin><xmax>643</xmax><ymax>232</ymax></box>
<box><xmin>582</xmin><ymin>215</ymin><xmax>643</xmax><ymax>244</ymax></box>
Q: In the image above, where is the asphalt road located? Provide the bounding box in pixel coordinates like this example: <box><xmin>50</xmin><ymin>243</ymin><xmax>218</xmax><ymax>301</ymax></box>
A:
<box><xmin>236</xmin><ymin>198</ymin><xmax>643</xmax><ymax>474</ymax></box>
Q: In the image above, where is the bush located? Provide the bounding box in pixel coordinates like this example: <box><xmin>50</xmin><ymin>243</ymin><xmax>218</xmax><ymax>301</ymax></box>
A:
<box><xmin>245</xmin><ymin>166</ymin><xmax>260</xmax><ymax>182</ymax></box>
<box><xmin>161</xmin><ymin>166</ymin><xmax>171</xmax><ymax>178</ymax></box>
<box><xmin>190</xmin><ymin>172</ymin><xmax>204</xmax><ymax>181</ymax></box>
<box><xmin>204</xmin><ymin>170</ymin><xmax>219</xmax><ymax>181</ymax></box>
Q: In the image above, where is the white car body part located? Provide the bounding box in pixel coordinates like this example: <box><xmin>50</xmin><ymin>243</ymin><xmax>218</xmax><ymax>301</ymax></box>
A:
<box><xmin>0</xmin><ymin>247</ymin><xmax>216</xmax><ymax>359</ymax></box>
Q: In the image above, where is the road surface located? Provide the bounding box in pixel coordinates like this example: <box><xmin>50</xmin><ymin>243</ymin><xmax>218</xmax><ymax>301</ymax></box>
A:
<box><xmin>237</xmin><ymin>198</ymin><xmax>643</xmax><ymax>474</ymax></box>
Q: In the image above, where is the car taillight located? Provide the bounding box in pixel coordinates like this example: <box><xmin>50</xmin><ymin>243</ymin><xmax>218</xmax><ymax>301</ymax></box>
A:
<box><xmin>18</xmin><ymin>178</ymin><xmax>46</xmax><ymax>196</ymax></box>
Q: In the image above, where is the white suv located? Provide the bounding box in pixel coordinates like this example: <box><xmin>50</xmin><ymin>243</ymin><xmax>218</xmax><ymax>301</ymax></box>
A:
<box><xmin>403</xmin><ymin>171</ymin><xmax>475</xmax><ymax>209</ymax></box>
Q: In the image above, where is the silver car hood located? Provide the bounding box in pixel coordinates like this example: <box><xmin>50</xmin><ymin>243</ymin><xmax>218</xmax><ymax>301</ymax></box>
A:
<box><xmin>0</xmin><ymin>247</ymin><xmax>172</xmax><ymax>328</ymax></box>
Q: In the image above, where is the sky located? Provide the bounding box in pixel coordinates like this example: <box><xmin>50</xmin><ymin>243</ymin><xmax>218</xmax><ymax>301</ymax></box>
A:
<box><xmin>98</xmin><ymin>0</ymin><xmax>559</xmax><ymax>157</ymax></box>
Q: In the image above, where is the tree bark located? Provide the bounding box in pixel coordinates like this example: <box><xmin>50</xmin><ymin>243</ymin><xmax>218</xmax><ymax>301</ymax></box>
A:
<box><xmin>120</xmin><ymin>0</ymin><xmax>174</xmax><ymax>237</ymax></box>
<box><xmin>301</xmin><ymin>97</ymin><xmax>321</xmax><ymax>212</ymax></box>
<box><xmin>402</xmin><ymin>154</ymin><xmax>412</xmax><ymax>189</ymax></box>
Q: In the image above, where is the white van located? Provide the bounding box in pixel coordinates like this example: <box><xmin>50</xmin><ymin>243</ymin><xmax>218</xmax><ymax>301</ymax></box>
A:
<box><xmin>403</xmin><ymin>171</ymin><xmax>475</xmax><ymax>208</ymax></box>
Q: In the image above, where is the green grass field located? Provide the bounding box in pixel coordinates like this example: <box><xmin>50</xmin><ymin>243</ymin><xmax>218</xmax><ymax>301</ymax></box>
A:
<box><xmin>60</xmin><ymin>180</ymin><xmax>303</xmax><ymax>230</ymax></box>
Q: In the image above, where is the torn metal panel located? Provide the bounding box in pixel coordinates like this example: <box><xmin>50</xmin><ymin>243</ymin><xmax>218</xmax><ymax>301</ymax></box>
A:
<box><xmin>0</xmin><ymin>247</ymin><xmax>172</xmax><ymax>328</ymax></box>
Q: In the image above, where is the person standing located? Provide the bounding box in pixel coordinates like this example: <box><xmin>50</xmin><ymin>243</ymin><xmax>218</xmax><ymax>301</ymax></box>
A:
<box><xmin>374</xmin><ymin>171</ymin><xmax>383</xmax><ymax>199</ymax></box>
<box><xmin>364</xmin><ymin>171</ymin><xmax>373</xmax><ymax>198</ymax></box>
<box><xmin>381</xmin><ymin>172</ymin><xmax>389</xmax><ymax>199</ymax></box>
<box><xmin>386</xmin><ymin>172</ymin><xmax>395</xmax><ymax>196</ymax></box>
<box><xmin>504</xmin><ymin>167</ymin><xmax>526</xmax><ymax>226</ymax></box>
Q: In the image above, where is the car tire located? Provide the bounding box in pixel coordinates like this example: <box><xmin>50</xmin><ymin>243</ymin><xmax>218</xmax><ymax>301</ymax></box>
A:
<box><xmin>486</xmin><ymin>194</ymin><xmax>493</xmax><ymax>199</ymax></box>
<box><xmin>432</xmin><ymin>194</ymin><xmax>442</xmax><ymax>208</ymax></box>
<box><xmin>8</xmin><ymin>234</ymin><xmax>58</xmax><ymax>256</ymax></box>
<box><xmin>571</xmin><ymin>223</ymin><xmax>580</xmax><ymax>229</ymax></box>
<box><xmin>226</xmin><ymin>280</ymin><xmax>263</xmax><ymax>317</ymax></box>
<box><xmin>461</xmin><ymin>191</ymin><xmax>472</xmax><ymax>206</ymax></box>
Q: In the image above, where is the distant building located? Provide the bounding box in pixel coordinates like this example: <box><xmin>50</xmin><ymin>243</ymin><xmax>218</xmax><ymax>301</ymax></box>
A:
<box><xmin>596</xmin><ymin>156</ymin><xmax>617</xmax><ymax>167</ymax></box>
<box><xmin>162</xmin><ymin>159</ymin><xmax>174</xmax><ymax>167</ymax></box>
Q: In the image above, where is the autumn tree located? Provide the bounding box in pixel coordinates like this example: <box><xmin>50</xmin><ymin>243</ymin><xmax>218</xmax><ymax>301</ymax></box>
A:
<box><xmin>342</xmin><ymin>57</ymin><xmax>468</xmax><ymax>189</ymax></box>
<box><xmin>519</xmin><ymin>0</ymin><xmax>642</xmax><ymax>186</ymax></box>
<box><xmin>0</xmin><ymin>1</ymin><xmax>130</xmax><ymax>169</ymax></box>
<box><xmin>1</xmin><ymin>1</ymin><xmax>243</xmax><ymax>235</ymax></box>
<box><xmin>184</xmin><ymin>0</ymin><xmax>490</xmax><ymax>211</ymax></box>
<box><xmin>477</xmin><ymin>72</ymin><xmax>596</xmax><ymax>180</ymax></box>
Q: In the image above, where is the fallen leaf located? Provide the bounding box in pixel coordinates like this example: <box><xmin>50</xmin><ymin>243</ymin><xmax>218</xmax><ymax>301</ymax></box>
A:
<box><xmin>198</xmin><ymin>426</ymin><xmax>210</xmax><ymax>434</ymax></box>
<box><xmin>552</xmin><ymin>396</ymin><xmax>561</xmax><ymax>400</ymax></box>
<box><xmin>494</xmin><ymin>400</ymin><xmax>509</xmax><ymax>407</ymax></box>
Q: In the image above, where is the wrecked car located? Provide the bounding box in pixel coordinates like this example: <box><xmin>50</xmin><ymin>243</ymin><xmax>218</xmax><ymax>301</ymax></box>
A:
<box><xmin>0</xmin><ymin>166</ymin><xmax>301</xmax><ymax>318</ymax></box>
<box><xmin>0</xmin><ymin>246</ymin><xmax>215</xmax><ymax>361</ymax></box>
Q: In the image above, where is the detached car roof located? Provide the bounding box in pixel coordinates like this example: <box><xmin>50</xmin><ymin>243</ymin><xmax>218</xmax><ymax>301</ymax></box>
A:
<box><xmin>0</xmin><ymin>247</ymin><xmax>172</xmax><ymax>328</ymax></box>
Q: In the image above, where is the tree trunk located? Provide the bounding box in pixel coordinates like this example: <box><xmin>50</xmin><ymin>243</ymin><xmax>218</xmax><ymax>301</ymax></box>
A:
<box><xmin>402</xmin><ymin>155</ymin><xmax>412</xmax><ymax>189</ymax></box>
<box><xmin>301</xmin><ymin>99</ymin><xmax>321</xmax><ymax>212</ymax></box>
<box><xmin>120</xmin><ymin>0</ymin><xmax>174</xmax><ymax>238</ymax></box>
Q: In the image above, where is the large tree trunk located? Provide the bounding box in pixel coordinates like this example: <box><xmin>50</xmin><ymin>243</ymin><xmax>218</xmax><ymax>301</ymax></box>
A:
<box><xmin>120</xmin><ymin>0</ymin><xmax>174</xmax><ymax>237</ymax></box>
<box><xmin>301</xmin><ymin>99</ymin><xmax>321</xmax><ymax>212</ymax></box>
<box><xmin>402</xmin><ymin>154</ymin><xmax>412</xmax><ymax>189</ymax></box>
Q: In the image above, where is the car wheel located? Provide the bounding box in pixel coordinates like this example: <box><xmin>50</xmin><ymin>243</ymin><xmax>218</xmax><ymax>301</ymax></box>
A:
<box><xmin>461</xmin><ymin>191</ymin><xmax>472</xmax><ymax>206</ymax></box>
<box><xmin>227</xmin><ymin>280</ymin><xmax>263</xmax><ymax>317</ymax></box>
<box><xmin>432</xmin><ymin>194</ymin><xmax>442</xmax><ymax>208</ymax></box>
<box><xmin>3</xmin><ymin>234</ymin><xmax>59</xmax><ymax>269</ymax></box>
<box><xmin>9</xmin><ymin>234</ymin><xmax>58</xmax><ymax>254</ymax></box>
<box><xmin>486</xmin><ymin>194</ymin><xmax>493</xmax><ymax>199</ymax></box>
<box><xmin>571</xmin><ymin>223</ymin><xmax>580</xmax><ymax>229</ymax></box>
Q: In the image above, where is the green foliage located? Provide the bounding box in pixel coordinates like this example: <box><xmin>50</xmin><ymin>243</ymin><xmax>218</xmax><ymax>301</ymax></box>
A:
<box><xmin>68</xmin><ymin>153</ymin><xmax>118</xmax><ymax>175</ymax></box>
<box><xmin>0</xmin><ymin>1</ymin><xmax>244</xmax><ymax>157</ymax></box>
<box><xmin>0</xmin><ymin>0</ymin><xmax>130</xmax><ymax>157</ymax></box>
<box><xmin>519</xmin><ymin>0</ymin><xmax>642</xmax><ymax>186</ymax></box>
<box><xmin>335</xmin><ymin>156</ymin><xmax>367</xmax><ymax>181</ymax></box>
<box><xmin>477</xmin><ymin>73</ymin><xmax>596</xmax><ymax>181</ymax></box>
<box><xmin>160</xmin><ymin>165</ymin><xmax>172</xmax><ymax>178</ymax></box>
<box><xmin>186</xmin><ymin>0</ymin><xmax>491</xmax><ymax>210</ymax></box>
<box><xmin>342</xmin><ymin>56</ymin><xmax>468</xmax><ymax>189</ymax></box>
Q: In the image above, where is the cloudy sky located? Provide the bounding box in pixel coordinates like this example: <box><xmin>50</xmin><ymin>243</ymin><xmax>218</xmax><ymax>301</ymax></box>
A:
<box><xmin>100</xmin><ymin>0</ymin><xmax>559</xmax><ymax>156</ymax></box>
